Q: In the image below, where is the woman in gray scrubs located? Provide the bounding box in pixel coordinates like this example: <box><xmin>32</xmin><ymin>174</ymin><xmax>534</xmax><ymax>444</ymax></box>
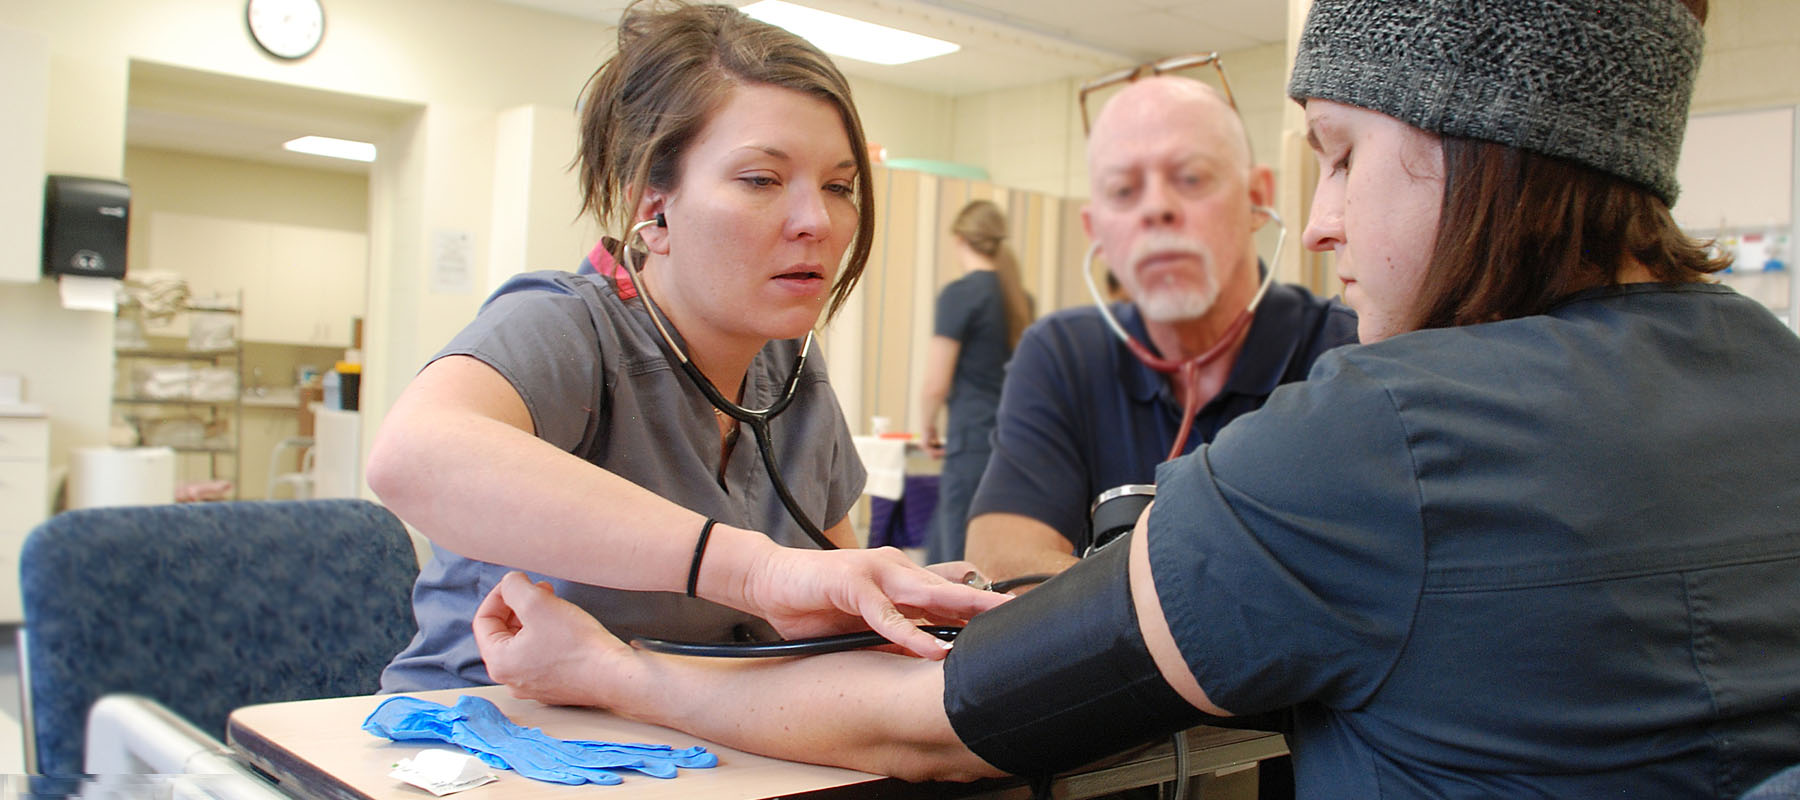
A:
<box><xmin>369</xmin><ymin>0</ymin><xmax>1003</xmax><ymax>692</ymax></box>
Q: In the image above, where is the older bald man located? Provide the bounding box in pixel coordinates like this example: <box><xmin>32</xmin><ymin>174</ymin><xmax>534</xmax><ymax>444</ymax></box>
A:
<box><xmin>964</xmin><ymin>76</ymin><xmax>1357</xmax><ymax>586</ymax></box>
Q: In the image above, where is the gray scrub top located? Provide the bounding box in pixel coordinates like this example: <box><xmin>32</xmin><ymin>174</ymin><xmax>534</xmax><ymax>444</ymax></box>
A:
<box><xmin>382</xmin><ymin>267</ymin><xmax>866</xmax><ymax>691</ymax></box>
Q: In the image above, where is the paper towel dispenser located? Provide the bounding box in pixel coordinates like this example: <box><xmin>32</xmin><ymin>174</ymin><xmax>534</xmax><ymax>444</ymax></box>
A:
<box><xmin>43</xmin><ymin>175</ymin><xmax>130</xmax><ymax>279</ymax></box>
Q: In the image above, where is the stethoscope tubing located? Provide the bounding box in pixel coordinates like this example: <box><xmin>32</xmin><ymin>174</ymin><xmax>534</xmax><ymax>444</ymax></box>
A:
<box><xmin>618</xmin><ymin>216</ymin><xmax>837</xmax><ymax>551</ymax></box>
<box><xmin>632</xmin><ymin>626</ymin><xmax>963</xmax><ymax>658</ymax></box>
<box><xmin>1081</xmin><ymin>208</ymin><xmax>1287</xmax><ymax>460</ymax></box>
<box><xmin>1080</xmin><ymin>207</ymin><xmax>1285</xmax><ymax>361</ymax></box>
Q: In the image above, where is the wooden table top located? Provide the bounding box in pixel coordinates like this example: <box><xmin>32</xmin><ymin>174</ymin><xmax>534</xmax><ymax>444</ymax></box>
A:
<box><xmin>227</xmin><ymin>684</ymin><xmax>1285</xmax><ymax>800</ymax></box>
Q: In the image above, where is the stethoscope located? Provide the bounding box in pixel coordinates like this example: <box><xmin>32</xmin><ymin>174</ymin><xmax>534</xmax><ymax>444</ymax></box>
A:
<box><xmin>625</xmin><ymin>211</ymin><xmax>1289</xmax><ymax>660</ymax></box>
<box><xmin>617</xmin><ymin>214</ymin><xmax>976</xmax><ymax>659</ymax></box>
<box><xmin>617</xmin><ymin>213</ymin><xmax>838</xmax><ymax>552</ymax></box>
<box><xmin>1080</xmin><ymin>206</ymin><xmax>1287</xmax><ymax>461</ymax></box>
<box><xmin>618</xmin><ymin>211</ymin><xmax>1236</xmax><ymax>800</ymax></box>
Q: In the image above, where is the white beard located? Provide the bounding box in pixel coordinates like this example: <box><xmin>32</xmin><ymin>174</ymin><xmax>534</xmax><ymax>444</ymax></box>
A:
<box><xmin>1121</xmin><ymin>232</ymin><xmax>1221</xmax><ymax>322</ymax></box>
<box><xmin>1136</xmin><ymin>282</ymin><xmax>1220</xmax><ymax>322</ymax></box>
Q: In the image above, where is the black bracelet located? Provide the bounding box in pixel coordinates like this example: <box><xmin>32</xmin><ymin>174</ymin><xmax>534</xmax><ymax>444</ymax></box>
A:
<box><xmin>685</xmin><ymin>518</ymin><xmax>718</xmax><ymax>598</ymax></box>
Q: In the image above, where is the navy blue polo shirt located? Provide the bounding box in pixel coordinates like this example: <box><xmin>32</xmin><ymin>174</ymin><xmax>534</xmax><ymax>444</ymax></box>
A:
<box><xmin>969</xmin><ymin>280</ymin><xmax>1357</xmax><ymax>545</ymax></box>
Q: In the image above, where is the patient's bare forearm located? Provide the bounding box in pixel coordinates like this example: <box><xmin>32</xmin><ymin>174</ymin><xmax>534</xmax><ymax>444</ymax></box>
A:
<box><xmin>611</xmin><ymin>649</ymin><xmax>1002</xmax><ymax>782</ymax></box>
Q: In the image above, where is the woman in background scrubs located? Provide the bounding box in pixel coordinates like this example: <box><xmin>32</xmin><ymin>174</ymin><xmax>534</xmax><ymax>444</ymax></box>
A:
<box><xmin>918</xmin><ymin>200</ymin><xmax>1033</xmax><ymax>563</ymax></box>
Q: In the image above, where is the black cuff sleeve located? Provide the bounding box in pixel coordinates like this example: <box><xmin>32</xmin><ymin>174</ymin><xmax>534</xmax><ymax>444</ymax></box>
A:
<box><xmin>942</xmin><ymin>535</ymin><xmax>1207</xmax><ymax>776</ymax></box>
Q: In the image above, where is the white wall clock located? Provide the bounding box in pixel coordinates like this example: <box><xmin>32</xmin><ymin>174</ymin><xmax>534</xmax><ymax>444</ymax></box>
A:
<box><xmin>246</xmin><ymin>0</ymin><xmax>325</xmax><ymax>61</ymax></box>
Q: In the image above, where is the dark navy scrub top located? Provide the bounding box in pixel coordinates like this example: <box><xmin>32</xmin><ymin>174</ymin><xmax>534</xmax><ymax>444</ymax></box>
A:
<box><xmin>1148</xmin><ymin>283</ymin><xmax>1800</xmax><ymax>798</ymax></box>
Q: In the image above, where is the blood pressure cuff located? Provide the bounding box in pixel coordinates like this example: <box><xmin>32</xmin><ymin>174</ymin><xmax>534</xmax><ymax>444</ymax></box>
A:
<box><xmin>942</xmin><ymin>534</ymin><xmax>1207</xmax><ymax>776</ymax></box>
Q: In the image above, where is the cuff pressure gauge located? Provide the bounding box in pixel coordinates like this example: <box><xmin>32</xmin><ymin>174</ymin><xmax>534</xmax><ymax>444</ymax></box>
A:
<box><xmin>1087</xmin><ymin>484</ymin><xmax>1156</xmax><ymax>555</ymax></box>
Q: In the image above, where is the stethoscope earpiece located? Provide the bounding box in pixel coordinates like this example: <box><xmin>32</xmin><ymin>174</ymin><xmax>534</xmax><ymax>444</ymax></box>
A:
<box><xmin>655</xmin><ymin>212</ymin><xmax>666</xmax><ymax>228</ymax></box>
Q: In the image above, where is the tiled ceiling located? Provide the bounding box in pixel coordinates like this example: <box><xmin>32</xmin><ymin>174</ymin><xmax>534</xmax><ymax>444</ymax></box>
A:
<box><xmin>493</xmin><ymin>0</ymin><xmax>1287</xmax><ymax>95</ymax></box>
<box><xmin>124</xmin><ymin>1</ymin><xmax>1285</xmax><ymax>173</ymax></box>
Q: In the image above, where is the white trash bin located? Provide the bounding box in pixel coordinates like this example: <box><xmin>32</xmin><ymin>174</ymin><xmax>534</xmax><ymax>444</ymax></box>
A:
<box><xmin>68</xmin><ymin>446</ymin><xmax>177</xmax><ymax>508</ymax></box>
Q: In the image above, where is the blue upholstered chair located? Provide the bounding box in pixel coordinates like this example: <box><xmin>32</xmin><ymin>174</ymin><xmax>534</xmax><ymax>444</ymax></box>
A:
<box><xmin>1743</xmin><ymin>764</ymin><xmax>1800</xmax><ymax>799</ymax></box>
<box><xmin>18</xmin><ymin>499</ymin><xmax>420</xmax><ymax>775</ymax></box>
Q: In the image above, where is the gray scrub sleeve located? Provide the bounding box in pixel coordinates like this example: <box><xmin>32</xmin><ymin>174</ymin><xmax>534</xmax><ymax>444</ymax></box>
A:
<box><xmin>384</xmin><ymin>268</ymin><xmax>870</xmax><ymax>692</ymax></box>
<box><xmin>1146</xmin><ymin>350</ymin><xmax>1427</xmax><ymax>716</ymax></box>
<box><xmin>433</xmin><ymin>273</ymin><xmax>607</xmax><ymax>454</ymax></box>
<box><xmin>807</xmin><ymin>367</ymin><xmax>868</xmax><ymax>529</ymax></box>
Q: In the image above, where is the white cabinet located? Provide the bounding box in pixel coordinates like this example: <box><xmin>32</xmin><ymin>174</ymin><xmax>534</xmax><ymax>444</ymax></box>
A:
<box><xmin>250</xmin><ymin>224</ymin><xmax>368</xmax><ymax>345</ymax></box>
<box><xmin>147</xmin><ymin>212</ymin><xmax>368</xmax><ymax>347</ymax></box>
<box><xmin>0</xmin><ymin>409</ymin><xmax>50</xmax><ymax>623</ymax></box>
<box><xmin>149</xmin><ymin>213</ymin><xmax>267</xmax><ymax>309</ymax></box>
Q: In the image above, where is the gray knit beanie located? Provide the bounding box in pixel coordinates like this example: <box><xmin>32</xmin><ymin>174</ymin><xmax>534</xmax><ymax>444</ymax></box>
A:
<box><xmin>1287</xmin><ymin>0</ymin><xmax>1704</xmax><ymax>205</ymax></box>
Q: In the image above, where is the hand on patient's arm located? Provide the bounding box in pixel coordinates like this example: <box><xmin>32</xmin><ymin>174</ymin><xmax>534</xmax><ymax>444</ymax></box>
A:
<box><xmin>476</xmin><ymin>572</ymin><xmax>1005</xmax><ymax>782</ymax></box>
<box><xmin>732</xmin><ymin>544</ymin><xmax>1008</xmax><ymax>659</ymax></box>
<box><xmin>964</xmin><ymin>513</ymin><xmax>1080</xmax><ymax>587</ymax></box>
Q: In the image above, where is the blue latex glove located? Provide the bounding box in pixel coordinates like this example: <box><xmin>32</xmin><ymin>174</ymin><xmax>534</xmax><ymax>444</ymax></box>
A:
<box><xmin>363</xmin><ymin>695</ymin><xmax>717</xmax><ymax>786</ymax></box>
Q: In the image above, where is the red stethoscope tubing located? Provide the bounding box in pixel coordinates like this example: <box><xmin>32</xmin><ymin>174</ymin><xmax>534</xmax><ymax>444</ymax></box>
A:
<box><xmin>1080</xmin><ymin>207</ymin><xmax>1286</xmax><ymax>461</ymax></box>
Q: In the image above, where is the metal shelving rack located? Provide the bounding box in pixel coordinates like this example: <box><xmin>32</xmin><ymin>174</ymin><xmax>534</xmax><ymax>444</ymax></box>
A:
<box><xmin>111</xmin><ymin>296</ymin><xmax>244</xmax><ymax>500</ymax></box>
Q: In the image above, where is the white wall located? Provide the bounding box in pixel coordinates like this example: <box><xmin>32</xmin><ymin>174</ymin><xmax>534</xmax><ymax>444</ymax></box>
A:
<box><xmin>947</xmin><ymin>41</ymin><xmax>1290</xmax><ymax>201</ymax></box>
<box><xmin>951</xmin><ymin>77</ymin><xmax>1084</xmax><ymax>197</ymax></box>
<box><xmin>1691</xmin><ymin>0</ymin><xmax>1800</xmax><ymax>114</ymax></box>
<box><xmin>2</xmin><ymin>0</ymin><xmax>1792</xmax><ymax>492</ymax></box>
<box><xmin>849</xmin><ymin>76</ymin><xmax>955</xmax><ymax>164</ymax></box>
<box><xmin>0</xmin><ymin>0</ymin><xmax>620</xmax><ymax>489</ymax></box>
<box><xmin>0</xmin><ymin>0</ymin><xmax>971</xmax><ymax>489</ymax></box>
<box><xmin>487</xmin><ymin>105</ymin><xmax>602</xmax><ymax>295</ymax></box>
<box><xmin>124</xmin><ymin>146</ymin><xmax>369</xmax><ymax>252</ymax></box>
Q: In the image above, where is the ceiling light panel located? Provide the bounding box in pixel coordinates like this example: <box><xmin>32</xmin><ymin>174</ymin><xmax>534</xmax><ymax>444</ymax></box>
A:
<box><xmin>742</xmin><ymin>0</ymin><xmax>960</xmax><ymax>65</ymax></box>
<box><xmin>283</xmin><ymin>135</ymin><xmax>377</xmax><ymax>162</ymax></box>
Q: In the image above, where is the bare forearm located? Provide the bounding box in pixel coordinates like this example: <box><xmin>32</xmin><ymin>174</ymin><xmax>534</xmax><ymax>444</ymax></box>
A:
<box><xmin>964</xmin><ymin>513</ymin><xmax>1079</xmax><ymax>584</ymax></box>
<box><xmin>609</xmin><ymin>650</ymin><xmax>1001</xmax><ymax>782</ymax></box>
<box><xmin>918</xmin><ymin>389</ymin><xmax>947</xmax><ymax>444</ymax></box>
<box><xmin>368</xmin><ymin>407</ymin><xmax>769</xmax><ymax>604</ymax></box>
<box><xmin>919</xmin><ymin>337</ymin><xmax>959</xmax><ymax>440</ymax></box>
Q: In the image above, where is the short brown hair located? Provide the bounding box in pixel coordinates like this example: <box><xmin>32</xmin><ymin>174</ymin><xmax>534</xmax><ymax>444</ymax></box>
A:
<box><xmin>1410</xmin><ymin>137</ymin><xmax>1730</xmax><ymax>331</ymax></box>
<box><xmin>576</xmin><ymin>0</ymin><xmax>875</xmax><ymax>320</ymax></box>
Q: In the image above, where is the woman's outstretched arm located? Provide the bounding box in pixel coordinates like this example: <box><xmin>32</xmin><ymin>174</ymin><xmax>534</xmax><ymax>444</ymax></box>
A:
<box><xmin>473</xmin><ymin>570</ymin><xmax>1002</xmax><ymax>782</ymax></box>
<box><xmin>368</xmin><ymin>355</ymin><xmax>1005</xmax><ymax>659</ymax></box>
<box><xmin>473</xmin><ymin>514</ymin><xmax>1226</xmax><ymax>781</ymax></box>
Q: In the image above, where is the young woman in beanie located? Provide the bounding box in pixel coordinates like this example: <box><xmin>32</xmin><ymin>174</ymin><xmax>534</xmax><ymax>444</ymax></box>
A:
<box><xmin>470</xmin><ymin>1</ymin><xmax>1800</xmax><ymax>795</ymax></box>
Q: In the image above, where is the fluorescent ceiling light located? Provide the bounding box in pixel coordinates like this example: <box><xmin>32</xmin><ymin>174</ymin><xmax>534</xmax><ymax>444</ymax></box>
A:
<box><xmin>742</xmin><ymin>1</ymin><xmax>960</xmax><ymax>66</ymax></box>
<box><xmin>283</xmin><ymin>135</ymin><xmax>377</xmax><ymax>162</ymax></box>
